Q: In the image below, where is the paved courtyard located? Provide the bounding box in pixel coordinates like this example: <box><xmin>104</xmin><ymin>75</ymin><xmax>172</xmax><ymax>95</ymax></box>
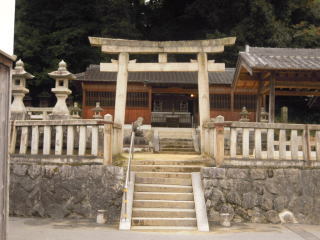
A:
<box><xmin>8</xmin><ymin>217</ymin><xmax>320</xmax><ymax>240</ymax></box>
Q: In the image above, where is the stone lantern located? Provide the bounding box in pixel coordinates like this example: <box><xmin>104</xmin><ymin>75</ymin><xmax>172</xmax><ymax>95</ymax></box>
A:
<box><xmin>239</xmin><ymin>106</ymin><xmax>250</xmax><ymax>122</ymax></box>
<box><xmin>11</xmin><ymin>59</ymin><xmax>34</xmax><ymax>120</ymax></box>
<box><xmin>48</xmin><ymin>60</ymin><xmax>75</xmax><ymax>119</ymax></box>
<box><xmin>91</xmin><ymin>102</ymin><xmax>103</xmax><ymax>119</ymax></box>
<box><xmin>260</xmin><ymin>107</ymin><xmax>269</xmax><ymax>123</ymax></box>
<box><xmin>70</xmin><ymin>102</ymin><xmax>82</xmax><ymax>119</ymax></box>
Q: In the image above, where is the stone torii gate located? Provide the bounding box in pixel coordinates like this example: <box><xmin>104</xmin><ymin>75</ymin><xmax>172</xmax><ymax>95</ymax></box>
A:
<box><xmin>89</xmin><ymin>37</ymin><xmax>236</xmax><ymax>152</ymax></box>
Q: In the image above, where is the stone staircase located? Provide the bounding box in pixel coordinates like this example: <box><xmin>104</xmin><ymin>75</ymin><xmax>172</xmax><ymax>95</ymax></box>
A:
<box><xmin>157</xmin><ymin>128</ymin><xmax>197</xmax><ymax>153</ymax></box>
<box><xmin>130</xmin><ymin>157</ymin><xmax>204</xmax><ymax>231</ymax></box>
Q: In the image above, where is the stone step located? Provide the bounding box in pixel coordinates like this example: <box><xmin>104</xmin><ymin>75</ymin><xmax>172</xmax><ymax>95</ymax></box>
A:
<box><xmin>132</xmin><ymin>217</ymin><xmax>197</xmax><ymax>227</ymax></box>
<box><xmin>160</xmin><ymin>147</ymin><xmax>195</xmax><ymax>152</ymax></box>
<box><xmin>131</xmin><ymin>165</ymin><xmax>201</xmax><ymax>172</ymax></box>
<box><xmin>132</xmin><ymin>208</ymin><xmax>196</xmax><ymax>218</ymax></box>
<box><xmin>130</xmin><ymin>159</ymin><xmax>203</xmax><ymax>166</ymax></box>
<box><xmin>135</xmin><ymin>177</ymin><xmax>192</xmax><ymax>186</ymax></box>
<box><xmin>135</xmin><ymin>184</ymin><xmax>193</xmax><ymax>193</ymax></box>
<box><xmin>159</xmin><ymin>138</ymin><xmax>193</xmax><ymax>142</ymax></box>
<box><xmin>158</xmin><ymin>151</ymin><xmax>199</xmax><ymax>155</ymax></box>
<box><xmin>135</xmin><ymin>172</ymin><xmax>191</xmax><ymax>179</ymax></box>
<box><xmin>133</xmin><ymin>200</ymin><xmax>195</xmax><ymax>209</ymax></box>
<box><xmin>134</xmin><ymin>192</ymin><xmax>194</xmax><ymax>201</ymax></box>
<box><xmin>131</xmin><ymin>226</ymin><xmax>197</xmax><ymax>231</ymax></box>
<box><xmin>160</xmin><ymin>144</ymin><xmax>194</xmax><ymax>148</ymax></box>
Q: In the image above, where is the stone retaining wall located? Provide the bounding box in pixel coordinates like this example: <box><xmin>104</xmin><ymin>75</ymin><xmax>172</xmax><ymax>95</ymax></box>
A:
<box><xmin>10</xmin><ymin>164</ymin><xmax>124</xmax><ymax>223</ymax></box>
<box><xmin>201</xmin><ymin>167</ymin><xmax>320</xmax><ymax>224</ymax></box>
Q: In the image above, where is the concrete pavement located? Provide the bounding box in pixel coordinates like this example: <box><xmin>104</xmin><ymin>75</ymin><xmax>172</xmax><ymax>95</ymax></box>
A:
<box><xmin>8</xmin><ymin>217</ymin><xmax>320</xmax><ymax>240</ymax></box>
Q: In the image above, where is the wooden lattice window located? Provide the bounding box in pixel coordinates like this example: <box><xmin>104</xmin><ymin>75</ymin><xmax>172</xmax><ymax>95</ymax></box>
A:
<box><xmin>127</xmin><ymin>92</ymin><xmax>149</xmax><ymax>107</ymax></box>
<box><xmin>234</xmin><ymin>94</ymin><xmax>256</xmax><ymax>111</ymax></box>
<box><xmin>210</xmin><ymin>94</ymin><xmax>231</xmax><ymax>109</ymax></box>
<box><xmin>85</xmin><ymin>91</ymin><xmax>115</xmax><ymax>106</ymax></box>
<box><xmin>153</xmin><ymin>100</ymin><xmax>162</xmax><ymax>112</ymax></box>
<box><xmin>180</xmin><ymin>100</ymin><xmax>188</xmax><ymax>112</ymax></box>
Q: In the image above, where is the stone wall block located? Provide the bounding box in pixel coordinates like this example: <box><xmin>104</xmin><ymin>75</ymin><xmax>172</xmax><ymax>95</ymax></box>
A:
<box><xmin>260</xmin><ymin>197</ymin><xmax>273</xmax><ymax>211</ymax></box>
<box><xmin>226</xmin><ymin>191</ymin><xmax>242</xmax><ymax>206</ymax></box>
<box><xmin>233</xmin><ymin>180</ymin><xmax>252</xmax><ymax>194</ymax></box>
<box><xmin>201</xmin><ymin>167</ymin><xmax>225</xmax><ymax>179</ymax></box>
<box><xmin>274</xmin><ymin>196</ymin><xmax>288</xmax><ymax>212</ymax></box>
<box><xmin>265</xmin><ymin>210</ymin><xmax>281</xmax><ymax>224</ymax></box>
<box><xmin>226</xmin><ymin>169</ymin><xmax>249</xmax><ymax>179</ymax></box>
<box><xmin>235</xmin><ymin>207</ymin><xmax>250</xmax><ymax>220</ymax></box>
<box><xmin>220</xmin><ymin>204</ymin><xmax>235</xmax><ymax>219</ymax></box>
<box><xmin>27</xmin><ymin>165</ymin><xmax>42</xmax><ymax>179</ymax></box>
<box><xmin>12</xmin><ymin>164</ymin><xmax>28</xmax><ymax>176</ymax></box>
<box><xmin>242</xmin><ymin>192</ymin><xmax>258</xmax><ymax>209</ymax></box>
<box><xmin>248</xmin><ymin>207</ymin><xmax>267</xmax><ymax>223</ymax></box>
<box><xmin>252</xmin><ymin>181</ymin><xmax>265</xmax><ymax>195</ymax></box>
<box><xmin>203</xmin><ymin>179</ymin><xmax>219</xmax><ymax>189</ymax></box>
<box><xmin>250</xmin><ymin>169</ymin><xmax>266</xmax><ymax>180</ymax></box>
<box><xmin>210</xmin><ymin>189</ymin><xmax>226</xmax><ymax>209</ymax></box>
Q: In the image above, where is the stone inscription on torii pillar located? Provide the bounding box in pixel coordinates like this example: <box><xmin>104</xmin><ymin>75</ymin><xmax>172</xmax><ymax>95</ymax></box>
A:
<box><xmin>89</xmin><ymin>37</ymin><xmax>236</xmax><ymax>152</ymax></box>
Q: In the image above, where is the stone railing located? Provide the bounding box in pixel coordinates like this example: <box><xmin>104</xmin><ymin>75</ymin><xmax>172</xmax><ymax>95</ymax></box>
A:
<box><xmin>26</xmin><ymin>107</ymin><xmax>53</xmax><ymax>120</ymax></box>
<box><xmin>203</xmin><ymin>116</ymin><xmax>320</xmax><ymax>167</ymax></box>
<box><xmin>9</xmin><ymin>116</ymin><xmax>122</xmax><ymax>165</ymax></box>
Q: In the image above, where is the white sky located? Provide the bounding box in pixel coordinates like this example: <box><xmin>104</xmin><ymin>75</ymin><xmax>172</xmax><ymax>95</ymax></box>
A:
<box><xmin>0</xmin><ymin>0</ymin><xmax>16</xmax><ymax>55</ymax></box>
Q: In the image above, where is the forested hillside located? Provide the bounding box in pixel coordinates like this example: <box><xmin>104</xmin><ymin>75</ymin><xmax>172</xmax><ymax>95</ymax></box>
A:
<box><xmin>14</xmin><ymin>0</ymin><xmax>320</xmax><ymax>100</ymax></box>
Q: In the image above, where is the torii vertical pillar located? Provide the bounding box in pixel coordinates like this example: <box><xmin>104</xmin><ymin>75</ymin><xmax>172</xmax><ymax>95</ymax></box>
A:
<box><xmin>197</xmin><ymin>52</ymin><xmax>211</xmax><ymax>153</ymax></box>
<box><xmin>114</xmin><ymin>52</ymin><xmax>129</xmax><ymax>151</ymax></box>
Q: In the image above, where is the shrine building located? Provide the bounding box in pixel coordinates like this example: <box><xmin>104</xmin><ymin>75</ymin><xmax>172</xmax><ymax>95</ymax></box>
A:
<box><xmin>75</xmin><ymin>40</ymin><xmax>320</xmax><ymax>127</ymax></box>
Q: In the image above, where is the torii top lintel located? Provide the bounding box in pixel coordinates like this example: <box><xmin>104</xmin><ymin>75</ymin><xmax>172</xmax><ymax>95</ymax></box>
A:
<box><xmin>89</xmin><ymin>37</ymin><xmax>236</xmax><ymax>54</ymax></box>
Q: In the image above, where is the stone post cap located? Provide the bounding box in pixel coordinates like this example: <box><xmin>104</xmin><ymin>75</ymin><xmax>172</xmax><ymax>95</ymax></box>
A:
<box><xmin>104</xmin><ymin>114</ymin><xmax>113</xmax><ymax>121</ymax></box>
<box><xmin>215</xmin><ymin>115</ymin><xmax>224</xmax><ymax>123</ymax></box>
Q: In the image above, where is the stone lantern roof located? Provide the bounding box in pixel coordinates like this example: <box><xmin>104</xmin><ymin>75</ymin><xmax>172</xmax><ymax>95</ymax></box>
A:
<box><xmin>12</xmin><ymin>59</ymin><xmax>34</xmax><ymax>79</ymax></box>
<box><xmin>48</xmin><ymin>60</ymin><xmax>76</xmax><ymax>80</ymax></box>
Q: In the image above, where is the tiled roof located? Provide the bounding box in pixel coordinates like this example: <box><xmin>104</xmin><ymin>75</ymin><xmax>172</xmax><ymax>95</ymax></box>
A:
<box><xmin>75</xmin><ymin>65</ymin><xmax>234</xmax><ymax>85</ymax></box>
<box><xmin>240</xmin><ymin>46</ymin><xmax>320</xmax><ymax>71</ymax></box>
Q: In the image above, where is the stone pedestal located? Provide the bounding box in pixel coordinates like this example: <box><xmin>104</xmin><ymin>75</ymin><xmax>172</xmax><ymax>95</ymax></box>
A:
<box><xmin>48</xmin><ymin>60</ymin><xmax>75</xmax><ymax>119</ymax></box>
<box><xmin>11</xmin><ymin>59</ymin><xmax>34</xmax><ymax>120</ymax></box>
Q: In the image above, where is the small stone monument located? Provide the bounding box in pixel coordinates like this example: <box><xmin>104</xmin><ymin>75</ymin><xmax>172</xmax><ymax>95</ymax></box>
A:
<box><xmin>220</xmin><ymin>213</ymin><xmax>231</xmax><ymax>227</ymax></box>
<box><xmin>92</xmin><ymin>102</ymin><xmax>103</xmax><ymax>119</ymax></box>
<box><xmin>280</xmin><ymin>106</ymin><xmax>288</xmax><ymax>123</ymax></box>
<box><xmin>239</xmin><ymin>106</ymin><xmax>250</xmax><ymax>122</ymax></box>
<box><xmin>96</xmin><ymin>210</ymin><xmax>107</xmax><ymax>224</ymax></box>
<box><xmin>70</xmin><ymin>102</ymin><xmax>81</xmax><ymax>119</ymax></box>
<box><xmin>48</xmin><ymin>60</ymin><xmax>75</xmax><ymax>119</ymax></box>
<box><xmin>11</xmin><ymin>59</ymin><xmax>34</xmax><ymax>120</ymax></box>
<box><xmin>260</xmin><ymin>107</ymin><xmax>269</xmax><ymax>123</ymax></box>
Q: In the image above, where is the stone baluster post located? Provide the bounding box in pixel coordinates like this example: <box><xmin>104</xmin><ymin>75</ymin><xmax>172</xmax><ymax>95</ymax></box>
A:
<box><xmin>11</xmin><ymin>59</ymin><xmax>34</xmax><ymax>120</ymax></box>
<box><xmin>104</xmin><ymin>114</ymin><xmax>113</xmax><ymax>165</ymax></box>
<box><xmin>48</xmin><ymin>60</ymin><xmax>75</xmax><ymax>119</ymax></box>
<box><xmin>214</xmin><ymin>115</ymin><xmax>225</xmax><ymax>167</ymax></box>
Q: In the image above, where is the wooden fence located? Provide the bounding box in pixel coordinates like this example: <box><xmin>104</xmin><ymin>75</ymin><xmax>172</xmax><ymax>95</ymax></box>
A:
<box><xmin>9</xmin><ymin>119</ymin><xmax>122</xmax><ymax>164</ymax></box>
<box><xmin>203</xmin><ymin>117</ymin><xmax>320</xmax><ymax>167</ymax></box>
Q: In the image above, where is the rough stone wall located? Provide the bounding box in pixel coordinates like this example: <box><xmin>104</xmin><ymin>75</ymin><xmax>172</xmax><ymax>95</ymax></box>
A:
<box><xmin>201</xmin><ymin>167</ymin><xmax>320</xmax><ymax>224</ymax></box>
<box><xmin>10</xmin><ymin>164</ymin><xmax>124</xmax><ymax>223</ymax></box>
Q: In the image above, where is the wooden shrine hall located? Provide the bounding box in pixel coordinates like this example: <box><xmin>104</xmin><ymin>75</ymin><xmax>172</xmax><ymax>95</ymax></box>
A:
<box><xmin>75</xmin><ymin>43</ymin><xmax>320</xmax><ymax>127</ymax></box>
